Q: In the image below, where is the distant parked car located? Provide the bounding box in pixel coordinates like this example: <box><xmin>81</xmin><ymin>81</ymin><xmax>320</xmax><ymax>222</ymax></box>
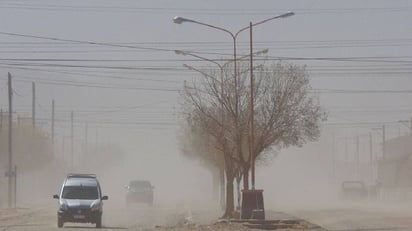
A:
<box><xmin>340</xmin><ymin>181</ymin><xmax>368</xmax><ymax>200</ymax></box>
<box><xmin>53</xmin><ymin>173</ymin><xmax>108</xmax><ymax>228</ymax></box>
<box><xmin>125</xmin><ymin>180</ymin><xmax>154</xmax><ymax>206</ymax></box>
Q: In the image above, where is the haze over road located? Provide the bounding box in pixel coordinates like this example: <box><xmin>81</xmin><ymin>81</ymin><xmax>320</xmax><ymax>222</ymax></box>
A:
<box><xmin>5</xmin><ymin>202</ymin><xmax>412</xmax><ymax>231</ymax></box>
<box><xmin>0</xmin><ymin>203</ymin><xmax>216</xmax><ymax>231</ymax></box>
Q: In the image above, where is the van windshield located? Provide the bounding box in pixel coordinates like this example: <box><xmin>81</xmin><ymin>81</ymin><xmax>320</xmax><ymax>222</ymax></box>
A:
<box><xmin>62</xmin><ymin>186</ymin><xmax>99</xmax><ymax>199</ymax></box>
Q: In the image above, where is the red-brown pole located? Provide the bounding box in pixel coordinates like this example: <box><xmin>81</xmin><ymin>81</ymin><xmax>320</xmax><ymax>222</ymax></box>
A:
<box><xmin>250</xmin><ymin>22</ymin><xmax>255</xmax><ymax>190</ymax></box>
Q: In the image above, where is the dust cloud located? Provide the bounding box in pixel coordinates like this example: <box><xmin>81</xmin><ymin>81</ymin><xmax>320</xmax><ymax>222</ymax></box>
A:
<box><xmin>1</xmin><ymin>125</ymin><xmax>219</xmax><ymax>222</ymax></box>
<box><xmin>3</xmin><ymin>122</ymin><xmax>412</xmax><ymax>226</ymax></box>
<box><xmin>257</xmin><ymin>129</ymin><xmax>412</xmax><ymax>222</ymax></box>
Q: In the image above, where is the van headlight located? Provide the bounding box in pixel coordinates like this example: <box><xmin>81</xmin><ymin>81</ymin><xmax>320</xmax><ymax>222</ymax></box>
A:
<box><xmin>90</xmin><ymin>201</ymin><xmax>101</xmax><ymax>211</ymax></box>
<box><xmin>59</xmin><ymin>202</ymin><xmax>69</xmax><ymax>211</ymax></box>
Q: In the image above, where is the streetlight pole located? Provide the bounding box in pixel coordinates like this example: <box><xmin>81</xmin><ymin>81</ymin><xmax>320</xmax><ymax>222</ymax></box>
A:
<box><xmin>249</xmin><ymin>21</ymin><xmax>256</xmax><ymax>190</ymax></box>
<box><xmin>382</xmin><ymin>125</ymin><xmax>386</xmax><ymax>160</ymax></box>
<box><xmin>175</xmin><ymin>52</ymin><xmax>226</xmax><ymax>208</ymax></box>
<box><xmin>7</xmin><ymin>72</ymin><xmax>13</xmax><ymax>208</ymax></box>
<box><xmin>174</xmin><ymin>16</ymin><xmax>241</xmax><ymax>117</ymax></box>
<box><xmin>372</xmin><ymin>125</ymin><xmax>386</xmax><ymax>160</ymax></box>
<box><xmin>398</xmin><ymin>119</ymin><xmax>412</xmax><ymax>135</ymax></box>
<box><xmin>248</xmin><ymin>13</ymin><xmax>294</xmax><ymax>190</ymax></box>
<box><xmin>175</xmin><ymin>49</ymin><xmax>268</xmax><ymax>70</ymax></box>
<box><xmin>175</xmin><ymin>49</ymin><xmax>268</xmax><ymax>104</ymax></box>
<box><xmin>175</xmin><ymin>48</ymin><xmax>268</xmax><ymax>136</ymax></box>
<box><xmin>174</xmin><ymin>12</ymin><xmax>294</xmax><ymax>190</ymax></box>
<box><xmin>174</xmin><ymin>13</ymin><xmax>294</xmax><ymax>219</ymax></box>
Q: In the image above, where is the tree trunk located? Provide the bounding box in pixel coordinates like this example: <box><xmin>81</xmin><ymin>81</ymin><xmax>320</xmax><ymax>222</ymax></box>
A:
<box><xmin>222</xmin><ymin>172</ymin><xmax>235</xmax><ymax>219</ymax></box>
<box><xmin>243</xmin><ymin>164</ymin><xmax>250</xmax><ymax>190</ymax></box>
<box><xmin>236</xmin><ymin>175</ymin><xmax>241</xmax><ymax>210</ymax></box>
<box><xmin>219</xmin><ymin>166</ymin><xmax>225</xmax><ymax>210</ymax></box>
<box><xmin>212</xmin><ymin>170</ymin><xmax>219</xmax><ymax>202</ymax></box>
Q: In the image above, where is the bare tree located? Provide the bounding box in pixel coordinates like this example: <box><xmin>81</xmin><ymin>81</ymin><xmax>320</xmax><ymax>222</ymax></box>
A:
<box><xmin>179</xmin><ymin>61</ymin><xmax>325</xmax><ymax>218</ymax></box>
<box><xmin>249</xmin><ymin>63</ymin><xmax>325</xmax><ymax>183</ymax></box>
<box><xmin>0</xmin><ymin>121</ymin><xmax>53</xmax><ymax>173</ymax></box>
<box><xmin>178</xmin><ymin>117</ymin><xmax>225</xmax><ymax>207</ymax></box>
<box><xmin>227</xmin><ymin>61</ymin><xmax>325</xmax><ymax>190</ymax></box>
<box><xmin>179</xmin><ymin>63</ymin><xmax>243</xmax><ymax>218</ymax></box>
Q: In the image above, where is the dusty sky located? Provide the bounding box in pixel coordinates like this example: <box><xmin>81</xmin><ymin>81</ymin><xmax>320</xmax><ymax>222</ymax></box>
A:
<box><xmin>0</xmin><ymin>0</ymin><xmax>411</xmax><ymax>206</ymax></box>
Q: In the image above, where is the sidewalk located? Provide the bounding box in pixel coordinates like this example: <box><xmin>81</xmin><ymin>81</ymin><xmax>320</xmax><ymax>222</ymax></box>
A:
<box><xmin>0</xmin><ymin>202</ymin><xmax>52</xmax><ymax>222</ymax></box>
<box><xmin>154</xmin><ymin>210</ymin><xmax>328</xmax><ymax>231</ymax></box>
<box><xmin>0</xmin><ymin>207</ymin><xmax>34</xmax><ymax>221</ymax></box>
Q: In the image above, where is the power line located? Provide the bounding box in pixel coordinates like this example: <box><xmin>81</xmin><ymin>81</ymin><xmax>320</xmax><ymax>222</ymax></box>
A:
<box><xmin>0</xmin><ymin>64</ymin><xmax>192</xmax><ymax>81</ymax></box>
<box><xmin>0</xmin><ymin>38</ymin><xmax>411</xmax><ymax>50</ymax></box>
<box><xmin>14</xmin><ymin>79</ymin><xmax>181</xmax><ymax>92</ymax></box>
<box><xmin>0</xmin><ymin>61</ymin><xmax>186</xmax><ymax>71</ymax></box>
<box><xmin>35</xmin><ymin>117</ymin><xmax>178</xmax><ymax>126</ymax></box>
<box><xmin>313</xmin><ymin>89</ymin><xmax>412</xmax><ymax>94</ymax></box>
<box><xmin>0</xmin><ymin>31</ymin><xmax>174</xmax><ymax>53</ymax></box>
<box><xmin>0</xmin><ymin>67</ymin><xmax>183</xmax><ymax>84</ymax></box>
<box><xmin>0</xmin><ymin>55</ymin><xmax>411</xmax><ymax>63</ymax></box>
<box><xmin>5</xmin><ymin>60</ymin><xmax>412</xmax><ymax>72</ymax></box>
<box><xmin>1</xmin><ymin>3</ymin><xmax>411</xmax><ymax>15</ymax></box>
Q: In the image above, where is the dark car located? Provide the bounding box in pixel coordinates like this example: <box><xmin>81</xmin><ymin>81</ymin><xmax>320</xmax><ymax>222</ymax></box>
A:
<box><xmin>125</xmin><ymin>180</ymin><xmax>154</xmax><ymax>206</ymax></box>
<box><xmin>340</xmin><ymin>181</ymin><xmax>368</xmax><ymax>200</ymax></box>
<box><xmin>53</xmin><ymin>174</ymin><xmax>108</xmax><ymax>228</ymax></box>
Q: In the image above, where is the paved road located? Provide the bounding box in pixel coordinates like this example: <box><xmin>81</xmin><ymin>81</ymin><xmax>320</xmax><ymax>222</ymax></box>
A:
<box><xmin>0</xmin><ymin>203</ymin><xmax>200</xmax><ymax>231</ymax></box>
<box><xmin>0</xmin><ymin>206</ymin><xmax>327</xmax><ymax>231</ymax></box>
<box><xmin>6</xmin><ymin>202</ymin><xmax>412</xmax><ymax>231</ymax></box>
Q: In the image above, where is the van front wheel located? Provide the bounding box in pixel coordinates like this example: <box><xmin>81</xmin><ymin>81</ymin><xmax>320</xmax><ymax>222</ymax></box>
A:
<box><xmin>57</xmin><ymin>217</ymin><xmax>63</xmax><ymax>228</ymax></box>
<box><xmin>95</xmin><ymin>215</ymin><xmax>102</xmax><ymax>228</ymax></box>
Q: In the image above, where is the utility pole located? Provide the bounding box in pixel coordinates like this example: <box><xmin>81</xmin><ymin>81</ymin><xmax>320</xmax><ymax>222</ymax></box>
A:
<box><xmin>345</xmin><ymin>137</ymin><xmax>348</xmax><ymax>162</ymax></box>
<box><xmin>62</xmin><ymin>136</ymin><xmax>65</xmax><ymax>162</ymax></box>
<box><xmin>71</xmin><ymin>111</ymin><xmax>74</xmax><ymax>171</ymax></box>
<box><xmin>95</xmin><ymin>128</ymin><xmax>98</xmax><ymax>152</ymax></box>
<box><xmin>51</xmin><ymin>100</ymin><xmax>55</xmax><ymax>146</ymax></box>
<box><xmin>14</xmin><ymin>165</ymin><xmax>17</xmax><ymax>207</ymax></box>
<box><xmin>0</xmin><ymin>108</ymin><xmax>3</xmax><ymax>131</ymax></box>
<box><xmin>332</xmin><ymin>133</ymin><xmax>336</xmax><ymax>178</ymax></box>
<box><xmin>369</xmin><ymin>132</ymin><xmax>373</xmax><ymax>164</ymax></box>
<box><xmin>382</xmin><ymin>125</ymin><xmax>386</xmax><ymax>160</ymax></box>
<box><xmin>369</xmin><ymin>132</ymin><xmax>374</xmax><ymax>181</ymax></box>
<box><xmin>7</xmin><ymin>72</ymin><xmax>14</xmax><ymax>208</ymax></box>
<box><xmin>356</xmin><ymin>135</ymin><xmax>360</xmax><ymax>177</ymax></box>
<box><xmin>410</xmin><ymin>117</ymin><xmax>412</xmax><ymax>135</ymax></box>
<box><xmin>249</xmin><ymin>21</ymin><xmax>256</xmax><ymax>190</ymax></box>
<box><xmin>32</xmin><ymin>82</ymin><xmax>35</xmax><ymax>129</ymax></box>
<box><xmin>85</xmin><ymin>123</ymin><xmax>88</xmax><ymax>156</ymax></box>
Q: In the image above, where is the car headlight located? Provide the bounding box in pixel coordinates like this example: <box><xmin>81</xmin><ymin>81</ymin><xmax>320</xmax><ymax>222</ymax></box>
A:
<box><xmin>59</xmin><ymin>202</ymin><xmax>69</xmax><ymax>211</ymax></box>
<box><xmin>90</xmin><ymin>201</ymin><xmax>101</xmax><ymax>211</ymax></box>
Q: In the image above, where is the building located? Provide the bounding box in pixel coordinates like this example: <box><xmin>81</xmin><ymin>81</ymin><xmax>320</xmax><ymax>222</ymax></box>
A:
<box><xmin>378</xmin><ymin>135</ymin><xmax>412</xmax><ymax>199</ymax></box>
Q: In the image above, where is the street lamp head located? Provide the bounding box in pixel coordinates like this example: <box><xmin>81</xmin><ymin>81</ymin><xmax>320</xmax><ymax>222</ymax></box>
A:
<box><xmin>280</xmin><ymin>11</ymin><xmax>295</xmax><ymax>18</ymax></box>
<box><xmin>259</xmin><ymin>48</ymin><xmax>269</xmax><ymax>55</ymax></box>
<box><xmin>255</xmin><ymin>64</ymin><xmax>264</xmax><ymax>70</ymax></box>
<box><xmin>174</xmin><ymin>50</ymin><xmax>185</xmax><ymax>55</ymax></box>
<box><xmin>173</xmin><ymin>16</ymin><xmax>184</xmax><ymax>24</ymax></box>
<box><xmin>182</xmin><ymin>64</ymin><xmax>194</xmax><ymax>70</ymax></box>
<box><xmin>173</xmin><ymin>16</ymin><xmax>193</xmax><ymax>24</ymax></box>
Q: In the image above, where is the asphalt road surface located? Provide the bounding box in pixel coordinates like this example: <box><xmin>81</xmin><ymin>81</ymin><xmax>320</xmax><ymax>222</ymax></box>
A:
<box><xmin>4</xmin><ymin>202</ymin><xmax>412</xmax><ymax>230</ymax></box>
<box><xmin>0</xmin><ymin>204</ymin><xmax>324</xmax><ymax>231</ymax></box>
<box><xmin>0</xmin><ymin>203</ymin><xmax>204</xmax><ymax>231</ymax></box>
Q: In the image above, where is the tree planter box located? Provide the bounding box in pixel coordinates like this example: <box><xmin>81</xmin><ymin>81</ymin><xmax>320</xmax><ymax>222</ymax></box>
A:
<box><xmin>241</xmin><ymin>189</ymin><xmax>265</xmax><ymax>220</ymax></box>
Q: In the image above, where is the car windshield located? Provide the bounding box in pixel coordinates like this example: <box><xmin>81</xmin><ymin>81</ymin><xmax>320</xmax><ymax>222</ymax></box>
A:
<box><xmin>62</xmin><ymin>186</ymin><xmax>98</xmax><ymax>199</ymax></box>
<box><xmin>130</xmin><ymin>181</ymin><xmax>151</xmax><ymax>189</ymax></box>
<box><xmin>342</xmin><ymin>182</ymin><xmax>365</xmax><ymax>189</ymax></box>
